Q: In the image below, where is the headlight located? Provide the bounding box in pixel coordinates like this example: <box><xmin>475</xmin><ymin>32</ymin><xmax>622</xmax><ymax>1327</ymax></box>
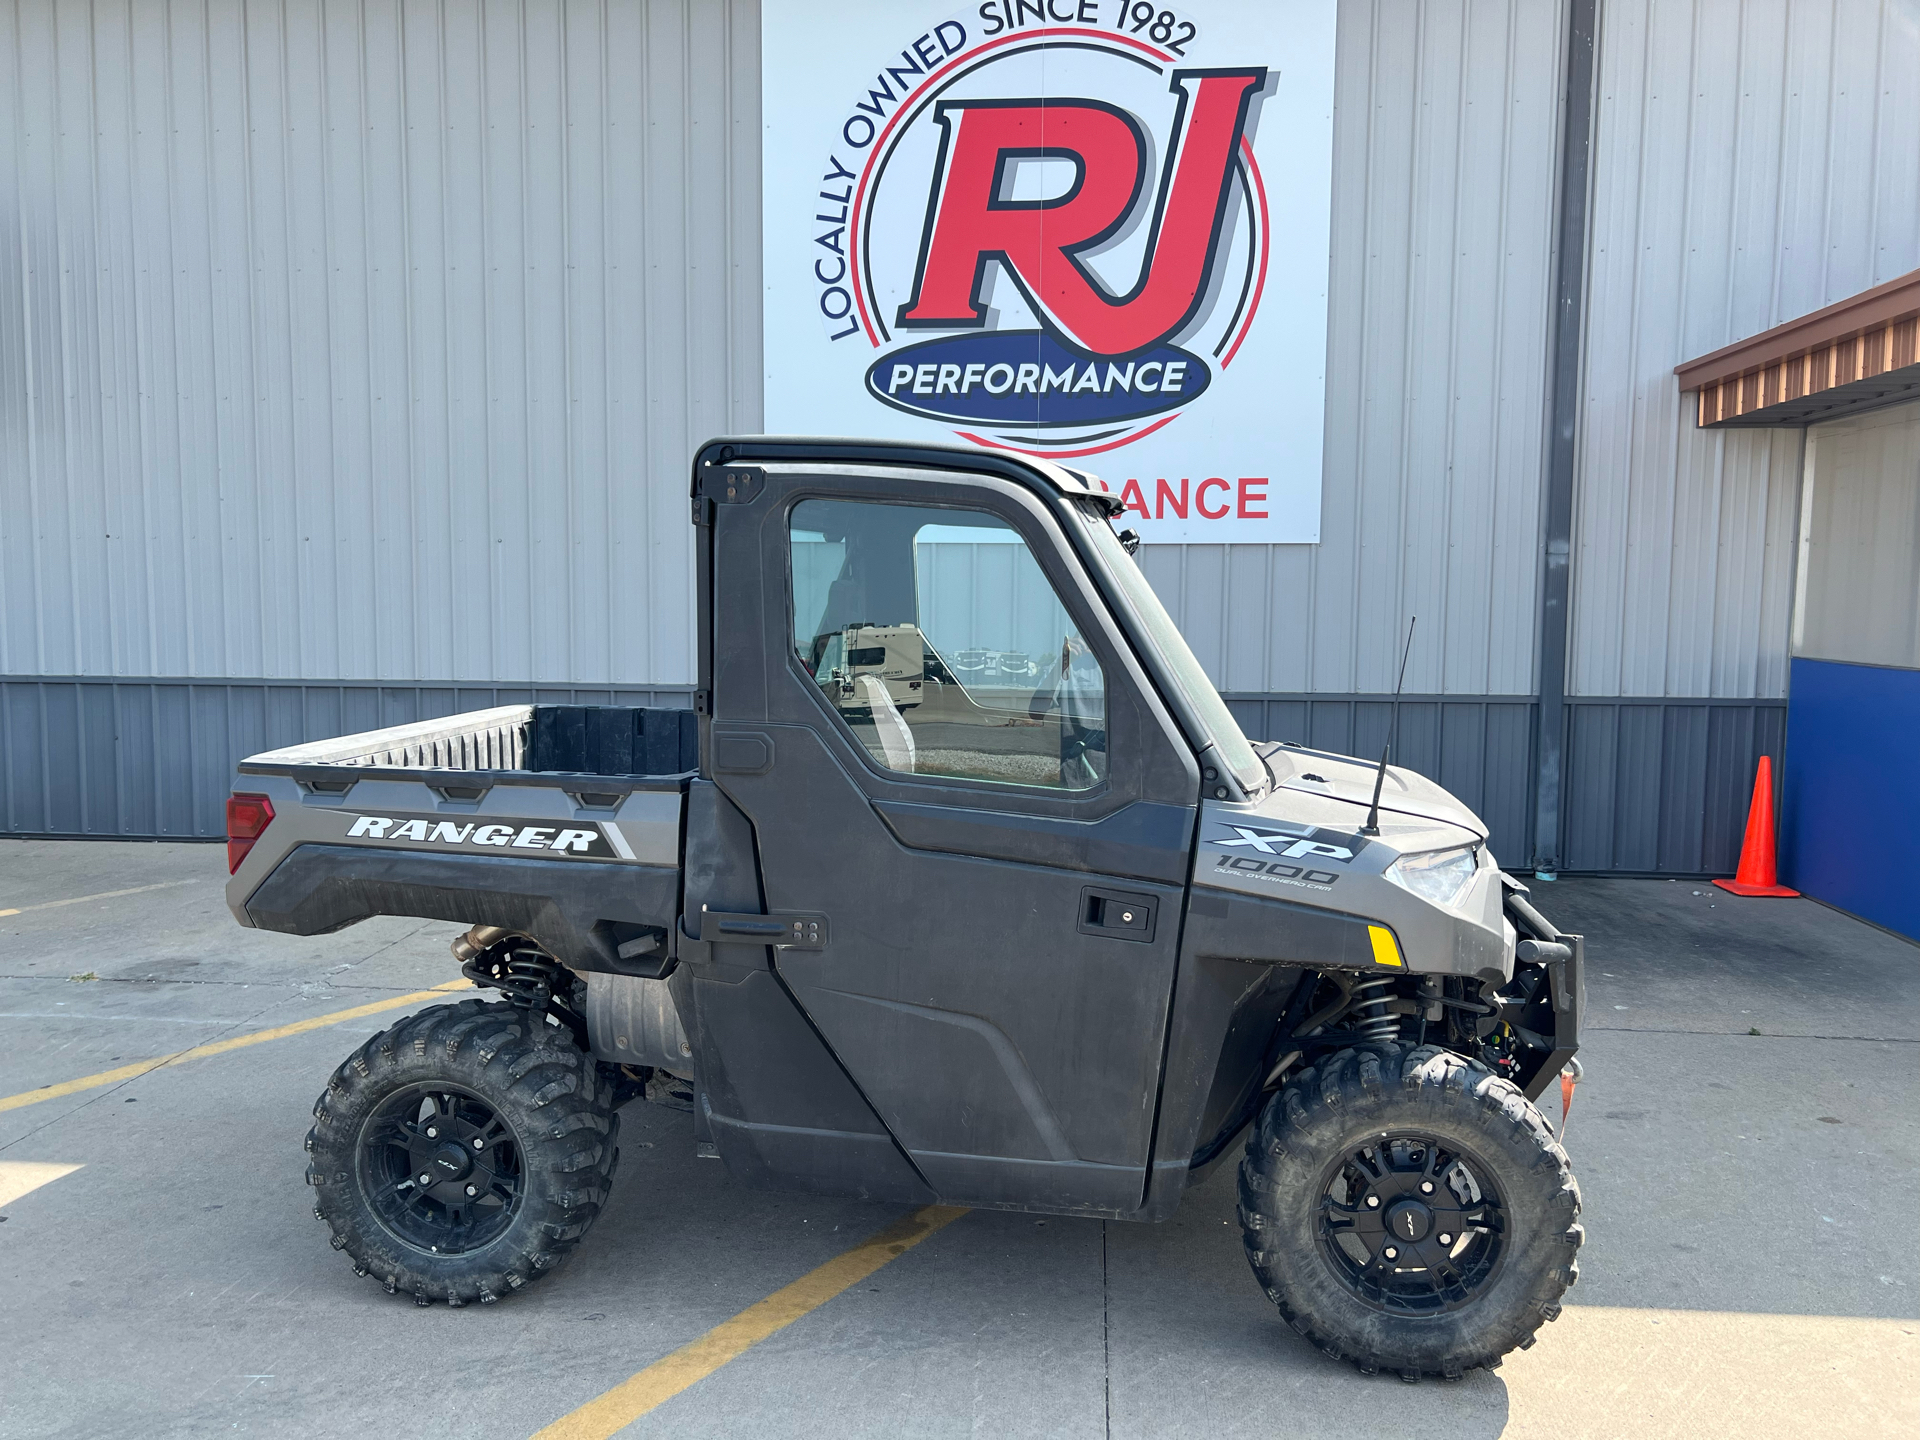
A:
<box><xmin>1386</xmin><ymin>844</ymin><xmax>1480</xmax><ymax>907</ymax></box>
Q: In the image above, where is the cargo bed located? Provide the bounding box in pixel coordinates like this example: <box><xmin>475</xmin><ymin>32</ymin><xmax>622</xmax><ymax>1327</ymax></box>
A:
<box><xmin>223</xmin><ymin>705</ymin><xmax>695</xmax><ymax>976</ymax></box>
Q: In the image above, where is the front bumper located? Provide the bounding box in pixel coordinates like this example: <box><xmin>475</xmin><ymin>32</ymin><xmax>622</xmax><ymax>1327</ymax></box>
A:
<box><xmin>1504</xmin><ymin>888</ymin><xmax>1585</xmax><ymax>1102</ymax></box>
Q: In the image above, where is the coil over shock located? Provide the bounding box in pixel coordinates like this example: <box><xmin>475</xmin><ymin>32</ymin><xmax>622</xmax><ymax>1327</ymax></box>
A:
<box><xmin>451</xmin><ymin>925</ymin><xmax>588</xmax><ymax>1048</ymax></box>
<box><xmin>1350</xmin><ymin>975</ymin><xmax>1402</xmax><ymax>1044</ymax></box>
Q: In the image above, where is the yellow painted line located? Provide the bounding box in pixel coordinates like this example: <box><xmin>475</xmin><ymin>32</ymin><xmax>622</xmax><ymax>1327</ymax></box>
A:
<box><xmin>535</xmin><ymin>1204</ymin><xmax>969</xmax><ymax>1438</ymax></box>
<box><xmin>0</xmin><ymin>979</ymin><xmax>472</xmax><ymax>1113</ymax></box>
<box><xmin>0</xmin><ymin>1161</ymin><xmax>83</xmax><ymax>1207</ymax></box>
<box><xmin>0</xmin><ymin>879</ymin><xmax>200</xmax><ymax>916</ymax></box>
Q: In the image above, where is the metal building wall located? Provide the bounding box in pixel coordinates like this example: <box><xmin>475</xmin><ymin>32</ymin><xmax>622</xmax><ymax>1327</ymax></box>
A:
<box><xmin>1143</xmin><ymin>0</ymin><xmax>1567</xmax><ymax>701</ymax></box>
<box><xmin>8</xmin><ymin>0</ymin><xmax>1903</xmax><ymax>875</ymax></box>
<box><xmin>0</xmin><ymin>0</ymin><xmax>759</xmax><ymax>689</ymax></box>
<box><xmin>4</xmin><ymin>0</ymin><xmax>1571</xmax><ymax>703</ymax></box>
<box><xmin>2</xmin><ymin>0</ymin><xmax>1576</xmax><ymax>856</ymax></box>
<box><xmin>1164</xmin><ymin>0</ymin><xmax>1575</xmax><ymax>868</ymax></box>
<box><xmin>1560</xmin><ymin>0</ymin><xmax>1920</xmax><ymax>868</ymax></box>
<box><xmin>0</xmin><ymin>677</ymin><xmax>692</xmax><ymax>836</ymax></box>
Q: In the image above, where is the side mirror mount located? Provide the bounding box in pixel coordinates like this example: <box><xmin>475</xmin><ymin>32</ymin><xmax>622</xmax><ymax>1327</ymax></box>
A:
<box><xmin>1117</xmin><ymin>528</ymin><xmax>1141</xmax><ymax>556</ymax></box>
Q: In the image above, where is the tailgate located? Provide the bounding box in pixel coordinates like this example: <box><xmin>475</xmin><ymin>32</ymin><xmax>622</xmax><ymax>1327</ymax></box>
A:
<box><xmin>225</xmin><ymin>770</ymin><xmax>684</xmax><ymax>978</ymax></box>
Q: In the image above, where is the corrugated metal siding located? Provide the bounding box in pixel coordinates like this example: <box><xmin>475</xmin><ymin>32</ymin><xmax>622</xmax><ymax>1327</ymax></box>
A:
<box><xmin>5</xmin><ymin>674</ymin><xmax>1778</xmax><ymax>870</ymax></box>
<box><xmin>0</xmin><ymin>0</ymin><xmax>1846</xmax><ymax>878</ymax></box>
<box><xmin>0</xmin><ymin>0</ymin><xmax>760</xmax><ymax>687</ymax></box>
<box><xmin>1227</xmin><ymin>690</ymin><xmax>1787</xmax><ymax>873</ymax></box>
<box><xmin>1143</xmin><ymin>0</ymin><xmax>1567</xmax><ymax>697</ymax></box>
<box><xmin>3</xmin><ymin>0</ymin><xmax>1569</xmax><ymax>700</ymax></box>
<box><xmin>1571</xmin><ymin>0</ymin><xmax>1920</xmax><ymax>699</ymax></box>
<box><xmin>1225</xmin><ymin>693</ymin><xmax>1537</xmax><ymax>863</ymax></box>
<box><xmin>0</xmin><ymin>677</ymin><xmax>692</xmax><ymax>837</ymax></box>
<box><xmin>1562</xmin><ymin>697</ymin><xmax>1786</xmax><ymax>871</ymax></box>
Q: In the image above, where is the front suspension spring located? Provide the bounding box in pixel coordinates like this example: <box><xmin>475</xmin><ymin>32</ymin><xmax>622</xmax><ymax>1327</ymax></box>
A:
<box><xmin>1351</xmin><ymin>976</ymin><xmax>1400</xmax><ymax>1043</ymax></box>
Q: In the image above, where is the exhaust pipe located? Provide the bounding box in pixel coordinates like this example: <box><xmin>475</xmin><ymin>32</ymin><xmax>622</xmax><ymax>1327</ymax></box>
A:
<box><xmin>451</xmin><ymin>924</ymin><xmax>515</xmax><ymax>964</ymax></box>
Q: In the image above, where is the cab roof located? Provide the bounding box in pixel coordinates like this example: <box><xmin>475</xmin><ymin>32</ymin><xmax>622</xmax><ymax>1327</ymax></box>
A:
<box><xmin>691</xmin><ymin>436</ymin><xmax>1127</xmax><ymax>518</ymax></box>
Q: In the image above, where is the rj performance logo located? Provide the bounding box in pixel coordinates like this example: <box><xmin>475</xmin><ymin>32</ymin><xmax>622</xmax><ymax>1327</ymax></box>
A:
<box><xmin>808</xmin><ymin>8</ymin><xmax>1272</xmax><ymax>461</ymax></box>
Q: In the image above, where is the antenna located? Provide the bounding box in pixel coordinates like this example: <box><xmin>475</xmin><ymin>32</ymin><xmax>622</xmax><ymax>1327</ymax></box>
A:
<box><xmin>1361</xmin><ymin>616</ymin><xmax>1417</xmax><ymax>836</ymax></box>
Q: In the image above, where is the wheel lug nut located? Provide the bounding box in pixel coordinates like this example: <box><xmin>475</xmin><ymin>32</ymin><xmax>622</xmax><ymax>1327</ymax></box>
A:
<box><xmin>473</xmin><ymin>1138</ymin><xmax>484</xmax><ymax>1150</ymax></box>
<box><xmin>1440</xmin><ymin>1233</ymin><xmax>1453</xmax><ymax>1245</ymax></box>
<box><xmin>1420</xmin><ymin>1181</ymin><xmax>1433</xmax><ymax>1193</ymax></box>
<box><xmin>419</xmin><ymin>1174</ymin><xmax>432</xmax><ymax>1185</ymax></box>
<box><xmin>465</xmin><ymin>1185</ymin><xmax>477</xmax><ymax>1197</ymax></box>
<box><xmin>1366</xmin><ymin>1196</ymin><xmax>1380</xmax><ymax>1208</ymax></box>
<box><xmin>1384</xmin><ymin>1246</ymin><xmax>1398</xmax><ymax>1260</ymax></box>
<box><xmin>426</xmin><ymin>1127</ymin><xmax>437</xmax><ymax>1138</ymax></box>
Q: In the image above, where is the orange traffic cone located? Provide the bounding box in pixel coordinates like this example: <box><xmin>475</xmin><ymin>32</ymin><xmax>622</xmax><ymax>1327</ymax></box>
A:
<box><xmin>1713</xmin><ymin>756</ymin><xmax>1798</xmax><ymax>897</ymax></box>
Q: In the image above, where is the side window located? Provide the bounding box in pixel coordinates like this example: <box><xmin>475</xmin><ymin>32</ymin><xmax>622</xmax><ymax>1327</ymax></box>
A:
<box><xmin>790</xmin><ymin>498</ymin><xmax>1107</xmax><ymax>790</ymax></box>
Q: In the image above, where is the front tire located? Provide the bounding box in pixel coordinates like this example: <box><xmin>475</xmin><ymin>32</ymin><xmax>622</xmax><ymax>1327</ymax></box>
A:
<box><xmin>306</xmin><ymin>998</ymin><xmax>619</xmax><ymax>1306</ymax></box>
<box><xmin>1237</xmin><ymin>1043</ymin><xmax>1581</xmax><ymax>1379</ymax></box>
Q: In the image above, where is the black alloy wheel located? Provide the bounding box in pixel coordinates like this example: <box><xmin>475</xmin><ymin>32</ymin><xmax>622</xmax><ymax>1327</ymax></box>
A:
<box><xmin>357</xmin><ymin>1083</ymin><xmax>524</xmax><ymax>1255</ymax></box>
<box><xmin>1317</xmin><ymin>1132</ymin><xmax>1505</xmax><ymax>1315</ymax></box>
<box><xmin>307</xmin><ymin>997</ymin><xmax>619</xmax><ymax>1307</ymax></box>
<box><xmin>1238</xmin><ymin>1043</ymin><xmax>1582</xmax><ymax>1379</ymax></box>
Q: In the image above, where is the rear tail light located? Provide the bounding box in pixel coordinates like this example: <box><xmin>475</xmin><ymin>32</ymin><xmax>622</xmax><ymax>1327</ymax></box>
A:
<box><xmin>226</xmin><ymin>793</ymin><xmax>276</xmax><ymax>874</ymax></box>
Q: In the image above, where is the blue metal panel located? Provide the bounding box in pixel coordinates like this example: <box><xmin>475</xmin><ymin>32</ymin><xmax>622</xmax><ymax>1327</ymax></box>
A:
<box><xmin>1782</xmin><ymin>658</ymin><xmax>1920</xmax><ymax>939</ymax></box>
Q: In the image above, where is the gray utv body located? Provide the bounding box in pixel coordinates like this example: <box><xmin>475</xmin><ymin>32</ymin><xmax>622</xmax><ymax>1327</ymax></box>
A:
<box><xmin>226</xmin><ymin>437</ymin><xmax>1582</xmax><ymax>1222</ymax></box>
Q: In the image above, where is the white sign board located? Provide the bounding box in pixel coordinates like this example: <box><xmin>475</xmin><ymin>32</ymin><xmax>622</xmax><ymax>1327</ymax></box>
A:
<box><xmin>762</xmin><ymin>1</ymin><xmax>1336</xmax><ymax>543</ymax></box>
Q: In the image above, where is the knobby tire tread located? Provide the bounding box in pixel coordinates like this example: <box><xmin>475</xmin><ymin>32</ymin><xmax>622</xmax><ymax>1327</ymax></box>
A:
<box><xmin>305</xmin><ymin>997</ymin><xmax>619</xmax><ymax>1307</ymax></box>
<box><xmin>1237</xmin><ymin>1042</ymin><xmax>1581</xmax><ymax>1379</ymax></box>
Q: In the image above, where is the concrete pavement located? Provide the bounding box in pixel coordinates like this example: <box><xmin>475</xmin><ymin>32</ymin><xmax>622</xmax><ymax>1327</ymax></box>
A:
<box><xmin>0</xmin><ymin>842</ymin><xmax>1914</xmax><ymax>1438</ymax></box>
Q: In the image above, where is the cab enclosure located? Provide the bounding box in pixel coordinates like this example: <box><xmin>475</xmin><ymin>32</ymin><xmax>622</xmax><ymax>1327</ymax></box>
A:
<box><xmin>226</xmin><ymin>437</ymin><xmax>1580</xmax><ymax>1225</ymax></box>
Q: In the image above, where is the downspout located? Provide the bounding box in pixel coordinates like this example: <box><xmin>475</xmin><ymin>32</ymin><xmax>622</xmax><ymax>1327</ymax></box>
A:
<box><xmin>1531</xmin><ymin>0</ymin><xmax>1600</xmax><ymax>879</ymax></box>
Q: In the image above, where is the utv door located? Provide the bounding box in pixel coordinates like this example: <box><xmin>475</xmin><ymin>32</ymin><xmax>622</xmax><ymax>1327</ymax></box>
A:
<box><xmin>701</xmin><ymin>455</ymin><xmax>1202</xmax><ymax>1214</ymax></box>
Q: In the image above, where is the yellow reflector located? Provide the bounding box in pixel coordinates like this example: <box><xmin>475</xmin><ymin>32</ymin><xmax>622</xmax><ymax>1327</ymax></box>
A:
<box><xmin>1367</xmin><ymin>925</ymin><xmax>1404</xmax><ymax>967</ymax></box>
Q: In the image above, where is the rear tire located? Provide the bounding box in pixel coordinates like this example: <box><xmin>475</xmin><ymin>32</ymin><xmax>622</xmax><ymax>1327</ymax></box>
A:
<box><xmin>1237</xmin><ymin>1043</ymin><xmax>1580</xmax><ymax>1378</ymax></box>
<box><xmin>306</xmin><ymin>998</ymin><xmax>619</xmax><ymax>1306</ymax></box>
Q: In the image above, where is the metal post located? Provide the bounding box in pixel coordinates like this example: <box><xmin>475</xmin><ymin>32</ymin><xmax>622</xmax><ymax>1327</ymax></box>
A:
<box><xmin>1532</xmin><ymin>0</ymin><xmax>1599</xmax><ymax>879</ymax></box>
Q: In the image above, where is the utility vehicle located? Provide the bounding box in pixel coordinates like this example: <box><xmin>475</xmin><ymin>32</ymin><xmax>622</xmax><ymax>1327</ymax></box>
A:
<box><xmin>224</xmin><ymin>438</ymin><xmax>1583</xmax><ymax>1379</ymax></box>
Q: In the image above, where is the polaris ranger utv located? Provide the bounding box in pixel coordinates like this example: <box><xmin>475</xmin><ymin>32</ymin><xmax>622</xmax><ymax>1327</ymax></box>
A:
<box><xmin>224</xmin><ymin>438</ymin><xmax>1583</xmax><ymax>1379</ymax></box>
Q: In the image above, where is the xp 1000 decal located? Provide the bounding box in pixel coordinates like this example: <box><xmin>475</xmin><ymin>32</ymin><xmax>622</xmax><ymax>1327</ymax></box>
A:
<box><xmin>1204</xmin><ymin>818</ymin><xmax>1360</xmax><ymax>892</ymax></box>
<box><xmin>763</xmin><ymin>1</ymin><xmax>1336</xmax><ymax>543</ymax></box>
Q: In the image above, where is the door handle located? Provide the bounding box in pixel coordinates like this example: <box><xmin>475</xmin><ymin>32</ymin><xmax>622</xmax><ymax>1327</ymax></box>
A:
<box><xmin>697</xmin><ymin>909</ymin><xmax>829</xmax><ymax>950</ymax></box>
<box><xmin>1078</xmin><ymin>887</ymin><xmax>1157</xmax><ymax>943</ymax></box>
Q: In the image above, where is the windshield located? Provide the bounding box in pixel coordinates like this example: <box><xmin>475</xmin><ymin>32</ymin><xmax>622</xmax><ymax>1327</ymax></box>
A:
<box><xmin>1074</xmin><ymin>503</ymin><xmax>1265</xmax><ymax>795</ymax></box>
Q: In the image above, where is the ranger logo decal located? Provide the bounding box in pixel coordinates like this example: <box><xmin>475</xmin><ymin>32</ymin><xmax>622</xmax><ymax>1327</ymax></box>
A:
<box><xmin>341</xmin><ymin>814</ymin><xmax>621</xmax><ymax>860</ymax></box>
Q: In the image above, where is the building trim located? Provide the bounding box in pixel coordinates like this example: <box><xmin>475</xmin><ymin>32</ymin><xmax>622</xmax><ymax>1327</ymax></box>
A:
<box><xmin>1532</xmin><ymin>0</ymin><xmax>1602</xmax><ymax>877</ymax></box>
<box><xmin>1678</xmin><ymin>269</ymin><xmax>1920</xmax><ymax>428</ymax></box>
<box><xmin>1675</xmin><ymin>269</ymin><xmax>1920</xmax><ymax>392</ymax></box>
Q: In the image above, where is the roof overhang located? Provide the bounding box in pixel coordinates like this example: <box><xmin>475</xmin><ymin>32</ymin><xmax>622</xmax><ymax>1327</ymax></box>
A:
<box><xmin>1674</xmin><ymin>270</ymin><xmax>1920</xmax><ymax>428</ymax></box>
